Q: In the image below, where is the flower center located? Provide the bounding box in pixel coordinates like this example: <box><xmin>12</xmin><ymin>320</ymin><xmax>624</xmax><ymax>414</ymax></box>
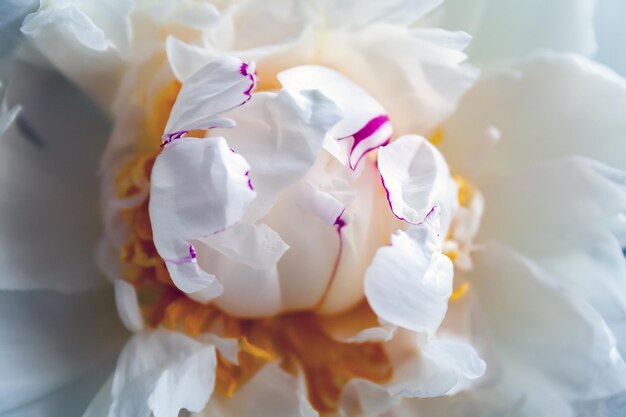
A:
<box><xmin>112</xmin><ymin>78</ymin><xmax>481</xmax><ymax>414</ymax></box>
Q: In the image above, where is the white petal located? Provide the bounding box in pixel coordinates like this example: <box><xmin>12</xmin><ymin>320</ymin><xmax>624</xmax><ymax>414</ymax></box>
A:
<box><xmin>137</xmin><ymin>0</ymin><xmax>219</xmax><ymax>30</ymax></box>
<box><xmin>389</xmin><ymin>333</ymin><xmax>486</xmax><ymax>398</ymax></box>
<box><xmin>468</xmin><ymin>245</ymin><xmax>626</xmax><ymax>416</ymax></box>
<box><xmin>195</xmin><ymin>362</ymin><xmax>316</xmax><ymax>417</ymax></box>
<box><xmin>0</xmin><ymin>288</ymin><xmax>126</xmax><ymax>414</ymax></box>
<box><xmin>364</xmin><ymin>214</ymin><xmax>453</xmax><ymax>333</ymax></box>
<box><xmin>320</xmin><ymin>25</ymin><xmax>478</xmax><ymax>136</ymax></box>
<box><xmin>216</xmin><ymin>89</ymin><xmax>341</xmax><ymax>221</ymax></box>
<box><xmin>378</xmin><ymin>134</ymin><xmax>457</xmax><ymax>229</ymax></box>
<box><xmin>200</xmin><ymin>222</ymin><xmax>288</xmax><ymax>270</ymax></box>
<box><xmin>0</xmin><ymin>62</ymin><xmax>110</xmax><ymax>291</ymax></box>
<box><xmin>149</xmin><ymin>137</ymin><xmax>255</xmax><ymax>299</ymax></box>
<box><xmin>113</xmin><ymin>279</ymin><xmax>144</xmax><ymax>332</ymax></box>
<box><xmin>22</xmin><ymin>4</ymin><xmax>108</xmax><ymax>51</ymax></box>
<box><xmin>322</xmin><ymin>0</ymin><xmax>443</xmax><ymax>29</ymax></box>
<box><xmin>431</xmin><ymin>0</ymin><xmax>596</xmax><ymax>66</ymax></box>
<box><xmin>278</xmin><ymin>65</ymin><xmax>391</xmax><ymax>169</ymax></box>
<box><xmin>164</xmin><ymin>56</ymin><xmax>257</xmax><ymax>138</ymax></box>
<box><xmin>110</xmin><ymin>330</ymin><xmax>217</xmax><ymax>417</ymax></box>
<box><xmin>441</xmin><ymin>53</ymin><xmax>626</xmax><ymax>178</ymax></box>
<box><xmin>261</xmin><ymin>180</ymin><xmax>342</xmax><ymax>311</ymax></box>
<box><xmin>479</xmin><ymin>156</ymin><xmax>626</xmax><ymax>356</ymax></box>
<box><xmin>197</xmin><ymin>244</ymin><xmax>283</xmax><ymax>317</ymax></box>
<box><xmin>166</xmin><ymin>36</ymin><xmax>216</xmax><ymax>82</ymax></box>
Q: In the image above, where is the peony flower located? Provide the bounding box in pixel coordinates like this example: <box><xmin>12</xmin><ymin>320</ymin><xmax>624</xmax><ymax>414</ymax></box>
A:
<box><xmin>1</xmin><ymin>1</ymin><xmax>625</xmax><ymax>417</ymax></box>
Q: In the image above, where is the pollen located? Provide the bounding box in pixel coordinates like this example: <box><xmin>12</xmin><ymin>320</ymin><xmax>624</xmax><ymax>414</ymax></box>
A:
<box><xmin>113</xmin><ymin>81</ymin><xmax>393</xmax><ymax>415</ymax></box>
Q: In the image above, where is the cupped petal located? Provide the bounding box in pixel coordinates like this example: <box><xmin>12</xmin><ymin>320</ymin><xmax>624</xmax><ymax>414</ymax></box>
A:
<box><xmin>215</xmin><ymin>88</ymin><xmax>341</xmax><ymax>221</ymax></box>
<box><xmin>164</xmin><ymin>55</ymin><xmax>257</xmax><ymax>139</ymax></box>
<box><xmin>0</xmin><ymin>62</ymin><xmax>110</xmax><ymax>292</ymax></box>
<box><xmin>0</xmin><ymin>288</ymin><xmax>127</xmax><ymax>415</ymax></box>
<box><xmin>364</xmin><ymin>214</ymin><xmax>453</xmax><ymax>333</ymax></box>
<box><xmin>110</xmin><ymin>329</ymin><xmax>217</xmax><ymax>417</ymax></box>
<box><xmin>149</xmin><ymin>137</ymin><xmax>255</xmax><ymax>300</ymax></box>
<box><xmin>467</xmin><ymin>245</ymin><xmax>626</xmax><ymax>416</ymax></box>
<box><xmin>430</xmin><ymin>0</ymin><xmax>596</xmax><ymax>67</ymax></box>
<box><xmin>278</xmin><ymin>65</ymin><xmax>391</xmax><ymax>169</ymax></box>
<box><xmin>378</xmin><ymin>134</ymin><xmax>457</xmax><ymax>228</ymax></box>
<box><xmin>197</xmin><ymin>246</ymin><xmax>283</xmax><ymax>317</ymax></box>
<box><xmin>441</xmin><ymin>53</ymin><xmax>626</xmax><ymax>178</ymax></box>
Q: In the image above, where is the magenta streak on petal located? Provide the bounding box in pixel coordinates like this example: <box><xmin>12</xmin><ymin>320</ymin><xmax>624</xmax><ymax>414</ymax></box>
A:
<box><xmin>161</xmin><ymin>130</ymin><xmax>188</xmax><ymax>147</ymax></box>
<box><xmin>165</xmin><ymin>244</ymin><xmax>197</xmax><ymax>265</ymax></box>
<box><xmin>245</xmin><ymin>170</ymin><xmax>254</xmax><ymax>191</ymax></box>
<box><xmin>320</xmin><ymin>209</ymin><xmax>347</xmax><ymax>306</ymax></box>
<box><xmin>338</xmin><ymin>115</ymin><xmax>390</xmax><ymax>170</ymax></box>
<box><xmin>379</xmin><ymin>168</ymin><xmax>438</xmax><ymax>225</ymax></box>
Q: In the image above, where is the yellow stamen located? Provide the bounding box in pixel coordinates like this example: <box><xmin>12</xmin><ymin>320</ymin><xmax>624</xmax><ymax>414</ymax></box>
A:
<box><xmin>428</xmin><ymin>126</ymin><xmax>445</xmax><ymax>146</ymax></box>
<box><xmin>454</xmin><ymin>174</ymin><xmax>476</xmax><ymax>207</ymax></box>
<box><xmin>450</xmin><ymin>282</ymin><xmax>470</xmax><ymax>302</ymax></box>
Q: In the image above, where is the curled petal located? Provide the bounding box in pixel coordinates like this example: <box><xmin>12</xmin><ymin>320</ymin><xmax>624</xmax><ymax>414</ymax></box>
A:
<box><xmin>164</xmin><ymin>56</ymin><xmax>257</xmax><ymax>140</ymax></box>
<box><xmin>149</xmin><ymin>137</ymin><xmax>255</xmax><ymax>300</ymax></box>
<box><xmin>365</xmin><ymin>214</ymin><xmax>453</xmax><ymax>333</ymax></box>
<box><xmin>110</xmin><ymin>330</ymin><xmax>217</xmax><ymax>417</ymax></box>
<box><xmin>278</xmin><ymin>65</ymin><xmax>391</xmax><ymax>169</ymax></box>
<box><xmin>378</xmin><ymin>134</ymin><xmax>457</xmax><ymax>228</ymax></box>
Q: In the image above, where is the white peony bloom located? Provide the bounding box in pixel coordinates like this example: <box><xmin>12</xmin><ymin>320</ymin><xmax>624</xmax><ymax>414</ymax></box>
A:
<box><xmin>1</xmin><ymin>1</ymin><xmax>626</xmax><ymax>417</ymax></box>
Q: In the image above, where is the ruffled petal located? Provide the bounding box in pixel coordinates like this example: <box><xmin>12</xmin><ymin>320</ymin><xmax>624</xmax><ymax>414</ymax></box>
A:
<box><xmin>479</xmin><ymin>156</ymin><xmax>626</xmax><ymax>356</ymax></box>
<box><xmin>319</xmin><ymin>24</ymin><xmax>478</xmax><ymax>136</ymax></box>
<box><xmin>0</xmin><ymin>62</ymin><xmax>110</xmax><ymax>291</ymax></box>
<box><xmin>278</xmin><ymin>65</ymin><xmax>391</xmax><ymax>169</ymax></box>
<box><xmin>467</xmin><ymin>245</ymin><xmax>626</xmax><ymax>416</ymax></box>
<box><xmin>164</xmin><ymin>56</ymin><xmax>257</xmax><ymax>139</ymax></box>
<box><xmin>194</xmin><ymin>363</ymin><xmax>316</xmax><ymax>417</ymax></box>
<box><xmin>364</xmin><ymin>214</ymin><xmax>453</xmax><ymax>333</ymax></box>
<box><xmin>0</xmin><ymin>288</ymin><xmax>126</xmax><ymax>414</ymax></box>
<box><xmin>110</xmin><ymin>330</ymin><xmax>217</xmax><ymax>417</ymax></box>
<box><xmin>378</xmin><ymin>134</ymin><xmax>457</xmax><ymax>228</ymax></box>
<box><xmin>431</xmin><ymin>0</ymin><xmax>596</xmax><ymax>66</ymax></box>
<box><xmin>322</xmin><ymin>0</ymin><xmax>443</xmax><ymax>29</ymax></box>
<box><xmin>441</xmin><ymin>53</ymin><xmax>626</xmax><ymax>178</ymax></box>
<box><xmin>149</xmin><ymin>137</ymin><xmax>255</xmax><ymax>300</ymax></box>
<box><xmin>215</xmin><ymin>88</ymin><xmax>341</xmax><ymax>220</ymax></box>
<box><xmin>389</xmin><ymin>332</ymin><xmax>486</xmax><ymax>398</ymax></box>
